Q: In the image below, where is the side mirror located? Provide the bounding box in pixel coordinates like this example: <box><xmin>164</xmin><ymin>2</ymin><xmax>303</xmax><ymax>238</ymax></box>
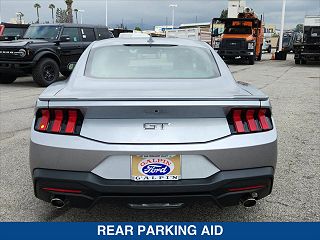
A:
<box><xmin>60</xmin><ymin>35</ymin><xmax>71</xmax><ymax>42</ymax></box>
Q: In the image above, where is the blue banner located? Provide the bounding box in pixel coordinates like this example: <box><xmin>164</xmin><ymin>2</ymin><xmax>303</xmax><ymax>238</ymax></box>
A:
<box><xmin>0</xmin><ymin>222</ymin><xmax>318</xmax><ymax>240</ymax></box>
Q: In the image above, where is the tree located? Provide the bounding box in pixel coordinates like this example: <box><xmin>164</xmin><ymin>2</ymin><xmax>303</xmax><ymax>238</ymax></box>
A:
<box><xmin>220</xmin><ymin>9</ymin><xmax>228</xmax><ymax>19</ymax></box>
<box><xmin>134</xmin><ymin>26</ymin><xmax>142</xmax><ymax>31</ymax></box>
<box><xmin>16</xmin><ymin>12</ymin><xmax>24</xmax><ymax>24</ymax></box>
<box><xmin>65</xmin><ymin>0</ymin><xmax>73</xmax><ymax>23</ymax></box>
<box><xmin>56</xmin><ymin>8</ymin><xmax>68</xmax><ymax>23</ymax></box>
<box><xmin>74</xmin><ymin>9</ymin><xmax>79</xmax><ymax>24</ymax></box>
<box><xmin>295</xmin><ymin>24</ymin><xmax>303</xmax><ymax>33</ymax></box>
<box><xmin>49</xmin><ymin>4</ymin><xmax>55</xmax><ymax>23</ymax></box>
<box><xmin>34</xmin><ymin>3</ymin><xmax>41</xmax><ymax>23</ymax></box>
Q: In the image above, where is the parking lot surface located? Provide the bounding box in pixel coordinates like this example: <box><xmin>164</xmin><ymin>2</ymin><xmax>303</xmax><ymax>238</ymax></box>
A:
<box><xmin>0</xmin><ymin>54</ymin><xmax>319</xmax><ymax>222</ymax></box>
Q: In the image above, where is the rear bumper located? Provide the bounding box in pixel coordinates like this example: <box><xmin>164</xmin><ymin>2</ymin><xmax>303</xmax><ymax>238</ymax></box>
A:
<box><xmin>33</xmin><ymin>167</ymin><xmax>274</xmax><ymax>208</ymax></box>
<box><xmin>295</xmin><ymin>52</ymin><xmax>320</xmax><ymax>60</ymax></box>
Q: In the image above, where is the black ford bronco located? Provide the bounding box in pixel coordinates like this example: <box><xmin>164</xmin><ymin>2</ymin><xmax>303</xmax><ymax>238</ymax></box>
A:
<box><xmin>0</xmin><ymin>24</ymin><xmax>113</xmax><ymax>87</ymax></box>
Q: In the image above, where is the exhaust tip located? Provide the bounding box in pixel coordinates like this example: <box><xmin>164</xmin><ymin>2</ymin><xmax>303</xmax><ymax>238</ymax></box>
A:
<box><xmin>241</xmin><ymin>198</ymin><xmax>257</xmax><ymax>208</ymax></box>
<box><xmin>50</xmin><ymin>198</ymin><xmax>65</xmax><ymax>209</ymax></box>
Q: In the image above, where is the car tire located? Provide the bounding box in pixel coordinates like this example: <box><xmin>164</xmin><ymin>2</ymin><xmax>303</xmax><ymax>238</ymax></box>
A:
<box><xmin>60</xmin><ymin>70</ymin><xmax>71</xmax><ymax>78</ymax></box>
<box><xmin>0</xmin><ymin>73</ymin><xmax>17</xmax><ymax>84</ymax></box>
<box><xmin>248</xmin><ymin>55</ymin><xmax>255</xmax><ymax>65</ymax></box>
<box><xmin>301</xmin><ymin>59</ymin><xmax>307</xmax><ymax>65</ymax></box>
<box><xmin>32</xmin><ymin>58</ymin><xmax>59</xmax><ymax>87</ymax></box>
<box><xmin>295</xmin><ymin>59</ymin><xmax>301</xmax><ymax>64</ymax></box>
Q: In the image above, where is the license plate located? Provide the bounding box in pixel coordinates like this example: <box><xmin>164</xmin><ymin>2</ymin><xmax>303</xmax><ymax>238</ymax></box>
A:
<box><xmin>131</xmin><ymin>155</ymin><xmax>181</xmax><ymax>181</ymax></box>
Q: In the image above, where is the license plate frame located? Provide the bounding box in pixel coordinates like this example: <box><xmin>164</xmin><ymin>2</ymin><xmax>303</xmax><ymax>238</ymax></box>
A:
<box><xmin>131</xmin><ymin>155</ymin><xmax>181</xmax><ymax>181</ymax></box>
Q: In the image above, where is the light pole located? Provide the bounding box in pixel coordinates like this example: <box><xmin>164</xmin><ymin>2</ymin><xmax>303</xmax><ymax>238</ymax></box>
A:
<box><xmin>105</xmin><ymin>0</ymin><xmax>108</xmax><ymax>26</ymax></box>
<box><xmin>278</xmin><ymin>0</ymin><xmax>286</xmax><ymax>52</ymax></box>
<box><xmin>169</xmin><ymin>4</ymin><xmax>177</xmax><ymax>29</ymax></box>
<box><xmin>78</xmin><ymin>9</ymin><xmax>85</xmax><ymax>24</ymax></box>
<box><xmin>0</xmin><ymin>1</ymin><xmax>2</xmax><ymax>23</ymax></box>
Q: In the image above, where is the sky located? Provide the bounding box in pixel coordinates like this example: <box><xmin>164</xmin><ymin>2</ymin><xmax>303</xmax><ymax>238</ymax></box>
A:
<box><xmin>0</xmin><ymin>0</ymin><xmax>320</xmax><ymax>30</ymax></box>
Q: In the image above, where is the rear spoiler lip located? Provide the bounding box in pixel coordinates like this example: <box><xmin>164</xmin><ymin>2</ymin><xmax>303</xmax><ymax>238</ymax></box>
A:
<box><xmin>40</xmin><ymin>96</ymin><xmax>269</xmax><ymax>102</ymax></box>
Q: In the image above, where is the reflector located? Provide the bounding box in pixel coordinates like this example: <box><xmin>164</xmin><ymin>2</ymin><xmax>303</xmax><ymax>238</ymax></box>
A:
<box><xmin>228</xmin><ymin>185</ymin><xmax>265</xmax><ymax>192</ymax></box>
<box><xmin>42</xmin><ymin>187</ymin><xmax>82</xmax><ymax>194</ymax></box>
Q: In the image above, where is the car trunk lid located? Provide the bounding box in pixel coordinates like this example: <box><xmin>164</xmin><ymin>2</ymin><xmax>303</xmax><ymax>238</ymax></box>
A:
<box><xmin>48</xmin><ymin>99</ymin><xmax>261</xmax><ymax>144</ymax></box>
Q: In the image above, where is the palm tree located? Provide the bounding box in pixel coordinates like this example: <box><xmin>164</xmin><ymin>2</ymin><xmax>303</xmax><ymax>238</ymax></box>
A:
<box><xmin>49</xmin><ymin>4</ymin><xmax>55</xmax><ymax>23</ymax></box>
<box><xmin>16</xmin><ymin>12</ymin><xmax>24</xmax><ymax>24</ymax></box>
<box><xmin>34</xmin><ymin>3</ymin><xmax>41</xmax><ymax>23</ymax></box>
<box><xmin>65</xmin><ymin>0</ymin><xmax>73</xmax><ymax>23</ymax></box>
<box><xmin>73</xmin><ymin>9</ymin><xmax>79</xmax><ymax>24</ymax></box>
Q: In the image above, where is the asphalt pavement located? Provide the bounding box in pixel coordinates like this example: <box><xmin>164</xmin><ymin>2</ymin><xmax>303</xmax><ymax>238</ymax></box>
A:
<box><xmin>0</xmin><ymin>54</ymin><xmax>319</xmax><ymax>222</ymax></box>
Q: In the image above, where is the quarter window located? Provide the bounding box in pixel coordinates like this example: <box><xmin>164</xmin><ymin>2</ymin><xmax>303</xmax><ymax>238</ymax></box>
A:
<box><xmin>96</xmin><ymin>28</ymin><xmax>111</xmax><ymax>40</ymax></box>
<box><xmin>62</xmin><ymin>27</ymin><xmax>80</xmax><ymax>42</ymax></box>
<box><xmin>81</xmin><ymin>28</ymin><xmax>96</xmax><ymax>41</ymax></box>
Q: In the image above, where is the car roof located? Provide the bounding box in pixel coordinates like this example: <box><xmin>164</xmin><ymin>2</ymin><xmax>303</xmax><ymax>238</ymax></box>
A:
<box><xmin>30</xmin><ymin>23</ymin><xmax>108</xmax><ymax>29</ymax></box>
<box><xmin>0</xmin><ymin>22</ymin><xmax>30</xmax><ymax>28</ymax></box>
<box><xmin>91</xmin><ymin>37</ymin><xmax>210</xmax><ymax>49</ymax></box>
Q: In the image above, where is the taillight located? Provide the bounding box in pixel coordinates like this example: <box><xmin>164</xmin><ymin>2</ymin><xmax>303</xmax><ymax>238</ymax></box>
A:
<box><xmin>34</xmin><ymin>109</ymin><xmax>83</xmax><ymax>135</ymax></box>
<box><xmin>227</xmin><ymin>108</ymin><xmax>273</xmax><ymax>134</ymax></box>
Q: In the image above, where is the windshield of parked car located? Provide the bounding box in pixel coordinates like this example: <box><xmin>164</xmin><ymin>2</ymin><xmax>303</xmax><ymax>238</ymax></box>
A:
<box><xmin>224</xmin><ymin>27</ymin><xmax>252</xmax><ymax>34</ymax></box>
<box><xmin>24</xmin><ymin>26</ymin><xmax>61</xmax><ymax>40</ymax></box>
<box><xmin>3</xmin><ymin>27</ymin><xmax>25</xmax><ymax>36</ymax></box>
<box><xmin>85</xmin><ymin>45</ymin><xmax>220</xmax><ymax>79</ymax></box>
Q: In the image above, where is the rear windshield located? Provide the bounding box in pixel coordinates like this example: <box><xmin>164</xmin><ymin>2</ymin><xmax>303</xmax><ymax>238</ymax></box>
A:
<box><xmin>85</xmin><ymin>45</ymin><xmax>220</xmax><ymax>79</ymax></box>
<box><xmin>224</xmin><ymin>27</ymin><xmax>252</xmax><ymax>34</ymax></box>
<box><xmin>3</xmin><ymin>27</ymin><xmax>25</xmax><ymax>37</ymax></box>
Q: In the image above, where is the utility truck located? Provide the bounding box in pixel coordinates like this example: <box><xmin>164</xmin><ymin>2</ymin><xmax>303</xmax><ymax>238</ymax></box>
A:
<box><xmin>212</xmin><ymin>7</ymin><xmax>264</xmax><ymax>65</ymax></box>
<box><xmin>294</xmin><ymin>16</ymin><xmax>320</xmax><ymax>64</ymax></box>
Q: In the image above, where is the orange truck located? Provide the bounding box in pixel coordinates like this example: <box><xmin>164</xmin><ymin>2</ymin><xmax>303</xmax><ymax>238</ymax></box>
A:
<box><xmin>211</xmin><ymin>9</ymin><xmax>264</xmax><ymax>65</ymax></box>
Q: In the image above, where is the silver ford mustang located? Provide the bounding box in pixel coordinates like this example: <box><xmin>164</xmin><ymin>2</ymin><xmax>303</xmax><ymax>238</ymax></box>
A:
<box><xmin>30</xmin><ymin>37</ymin><xmax>277</xmax><ymax>209</ymax></box>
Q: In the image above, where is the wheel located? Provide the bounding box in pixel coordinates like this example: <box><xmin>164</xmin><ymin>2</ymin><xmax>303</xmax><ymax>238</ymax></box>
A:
<box><xmin>301</xmin><ymin>59</ymin><xmax>307</xmax><ymax>65</ymax></box>
<box><xmin>60</xmin><ymin>70</ymin><xmax>71</xmax><ymax>78</ymax></box>
<box><xmin>0</xmin><ymin>73</ymin><xmax>17</xmax><ymax>84</ymax></box>
<box><xmin>32</xmin><ymin>58</ymin><xmax>59</xmax><ymax>87</ymax></box>
<box><xmin>295</xmin><ymin>59</ymin><xmax>301</xmax><ymax>64</ymax></box>
<box><xmin>248</xmin><ymin>55</ymin><xmax>255</xmax><ymax>65</ymax></box>
<box><xmin>268</xmin><ymin>46</ymin><xmax>272</xmax><ymax>53</ymax></box>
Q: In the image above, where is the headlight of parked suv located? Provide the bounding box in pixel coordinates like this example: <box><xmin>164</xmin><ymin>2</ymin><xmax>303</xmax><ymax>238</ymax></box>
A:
<box><xmin>18</xmin><ymin>49</ymin><xmax>27</xmax><ymax>57</ymax></box>
<box><xmin>248</xmin><ymin>42</ymin><xmax>255</xmax><ymax>50</ymax></box>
